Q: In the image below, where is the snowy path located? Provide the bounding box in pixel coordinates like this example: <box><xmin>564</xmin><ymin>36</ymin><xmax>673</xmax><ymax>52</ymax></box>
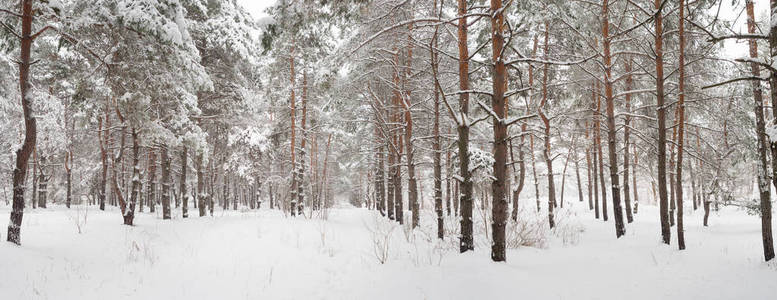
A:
<box><xmin>1</xmin><ymin>204</ymin><xmax>775</xmax><ymax>300</ymax></box>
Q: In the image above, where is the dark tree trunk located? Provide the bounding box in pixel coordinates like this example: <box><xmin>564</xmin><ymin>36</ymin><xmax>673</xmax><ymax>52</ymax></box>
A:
<box><xmin>539</xmin><ymin>21</ymin><xmax>556</xmax><ymax>229</ymax></box>
<box><xmin>125</xmin><ymin>127</ymin><xmax>140</xmax><ymax>226</ymax></box>
<box><xmin>38</xmin><ymin>158</ymin><xmax>47</xmax><ymax>209</ymax></box>
<box><xmin>446</xmin><ymin>126</ymin><xmax>452</xmax><ymax>216</ymax></box>
<box><xmin>110</xmin><ymin>110</ymin><xmax>128</xmax><ymax>223</ymax></box>
<box><xmin>297</xmin><ymin>70</ymin><xmax>308</xmax><ymax>215</ymax></box>
<box><xmin>623</xmin><ymin>56</ymin><xmax>634</xmax><ymax>223</ymax></box>
<box><xmin>591</xmin><ymin>85</ymin><xmax>600</xmax><ymax>219</ymax></box>
<box><xmin>490</xmin><ymin>0</ymin><xmax>508</xmax><ymax>262</ymax></box>
<box><xmin>180</xmin><ymin>146</ymin><xmax>188</xmax><ymax>218</ymax></box>
<box><xmin>99</xmin><ymin>111</ymin><xmax>108</xmax><ymax>211</ymax></box>
<box><xmin>432</xmin><ymin>1</ymin><xmax>443</xmax><ymax>238</ymax></box>
<box><xmin>511</xmin><ymin>126</ymin><xmax>526</xmax><ymax>222</ymax></box>
<box><xmin>595</xmin><ymin>81</ymin><xmax>608</xmax><ymax>222</ymax></box>
<box><xmin>147</xmin><ymin>149</ymin><xmax>157</xmax><ymax>213</ymax></box>
<box><xmin>401</xmin><ymin>23</ymin><xmax>418</xmax><ymax>229</ymax></box>
<box><xmin>31</xmin><ymin>151</ymin><xmax>37</xmax><ymax>209</ymax></box>
<box><xmin>585</xmin><ymin>135</ymin><xmax>593</xmax><ymax>210</ymax></box>
<box><xmin>749</xmin><ymin>0</ymin><xmax>775</xmax><ymax>261</ymax></box>
<box><xmin>675</xmin><ymin>0</ymin><xmax>687</xmax><ymax>250</ymax></box>
<box><xmin>198</xmin><ymin>154</ymin><xmax>207</xmax><ymax>217</ymax></box>
<box><xmin>602</xmin><ymin>0</ymin><xmax>625</xmax><ymax>236</ymax></box>
<box><xmin>530</xmin><ymin>135</ymin><xmax>540</xmax><ymax>213</ymax></box>
<box><xmin>457</xmin><ymin>0</ymin><xmax>474</xmax><ymax>253</ymax></box>
<box><xmin>66</xmin><ymin>154</ymin><xmax>72</xmax><ymax>209</ymax></box>
<box><xmin>161</xmin><ymin>146</ymin><xmax>172</xmax><ymax>220</ymax></box>
<box><xmin>575</xmin><ymin>149</ymin><xmax>584</xmax><ymax>205</ymax></box>
<box><xmin>7</xmin><ymin>0</ymin><xmax>36</xmax><ymax>245</ymax></box>
<box><xmin>632</xmin><ymin>144</ymin><xmax>639</xmax><ymax>214</ymax></box>
<box><xmin>655</xmin><ymin>0</ymin><xmax>671</xmax><ymax>244</ymax></box>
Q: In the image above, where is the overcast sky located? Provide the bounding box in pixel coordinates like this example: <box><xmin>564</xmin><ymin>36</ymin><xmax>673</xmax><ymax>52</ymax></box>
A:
<box><xmin>234</xmin><ymin>0</ymin><xmax>766</xmax><ymax>58</ymax></box>
<box><xmin>236</xmin><ymin>0</ymin><xmax>275</xmax><ymax>20</ymax></box>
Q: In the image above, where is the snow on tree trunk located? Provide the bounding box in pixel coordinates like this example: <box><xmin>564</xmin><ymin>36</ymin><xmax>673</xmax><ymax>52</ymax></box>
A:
<box><xmin>489</xmin><ymin>0</ymin><xmax>509</xmax><ymax>262</ymax></box>
<box><xmin>457</xmin><ymin>0</ymin><xmax>474</xmax><ymax>253</ymax></box>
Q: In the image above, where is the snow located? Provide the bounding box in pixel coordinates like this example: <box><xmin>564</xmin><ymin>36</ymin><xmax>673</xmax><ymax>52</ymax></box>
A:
<box><xmin>767</xmin><ymin>122</ymin><xmax>777</xmax><ymax>143</ymax></box>
<box><xmin>1</xmin><ymin>202</ymin><xmax>776</xmax><ymax>300</ymax></box>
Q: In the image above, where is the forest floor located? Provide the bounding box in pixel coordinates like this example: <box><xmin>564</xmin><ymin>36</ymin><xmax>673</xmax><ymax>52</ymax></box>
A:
<box><xmin>0</xmin><ymin>199</ymin><xmax>776</xmax><ymax>300</ymax></box>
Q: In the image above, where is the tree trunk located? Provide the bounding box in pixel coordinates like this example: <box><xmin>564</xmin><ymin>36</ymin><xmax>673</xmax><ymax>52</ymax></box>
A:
<box><xmin>632</xmin><ymin>144</ymin><xmax>639</xmax><ymax>214</ymax></box>
<box><xmin>457</xmin><ymin>0</ymin><xmax>474</xmax><ymax>253</ymax></box>
<box><xmin>147</xmin><ymin>149</ymin><xmax>157</xmax><ymax>213</ymax></box>
<box><xmin>180</xmin><ymin>146</ymin><xmax>189</xmax><ymax>218</ymax></box>
<box><xmin>446</xmin><ymin>125</ymin><xmax>452</xmax><ymax>216</ymax></box>
<box><xmin>32</xmin><ymin>150</ymin><xmax>37</xmax><ymax>209</ymax></box>
<box><xmin>560</xmin><ymin>146</ymin><xmax>572</xmax><ymax>208</ymax></box>
<box><xmin>99</xmin><ymin>110</ymin><xmax>108</xmax><ymax>211</ymax></box>
<box><xmin>38</xmin><ymin>160</ymin><xmax>47</xmax><ymax>209</ymax></box>
<box><xmin>511</xmin><ymin>125</ymin><xmax>526</xmax><ymax>221</ymax></box>
<box><xmin>489</xmin><ymin>0</ymin><xmax>508</xmax><ymax>262</ymax></box>
<box><xmin>539</xmin><ymin>21</ymin><xmax>556</xmax><ymax>229</ymax></box>
<box><xmin>298</xmin><ymin>69</ymin><xmax>308</xmax><ymax>215</ymax></box>
<box><xmin>161</xmin><ymin>146</ymin><xmax>172</xmax><ymax>220</ymax></box>
<box><xmin>602</xmin><ymin>0</ymin><xmax>625</xmax><ymax>237</ymax></box>
<box><xmin>7</xmin><ymin>0</ymin><xmax>36</xmax><ymax>244</ymax></box>
<box><xmin>591</xmin><ymin>82</ymin><xmax>600</xmax><ymax>219</ymax></box>
<box><xmin>386</xmin><ymin>140</ymin><xmax>395</xmax><ymax>220</ymax></box>
<box><xmin>432</xmin><ymin>0</ymin><xmax>443</xmax><ymax>239</ymax></box>
<box><xmin>585</xmin><ymin>127</ymin><xmax>593</xmax><ymax>210</ymax></box>
<box><xmin>65</xmin><ymin>151</ymin><xmax>72</xmax><ymax>209</ymax></box>
<box><xmin>392</xmin><ymin>46</ymin><xmax>404</xmax><ymax>225</ymax></box>
<box><xmin>595</xmin><ymin>81</ymin><xmax>608</xmax><ymax>222</ymax></box>
<box><xmin>110</xmin><ymin>108</ymin><xmax>128</xmax><ymax>224</ymax></box>
<box><xmin>623</xmin><ymin>56</ymin><xmax>634</xmax><ymax>223</ymax></box>
<box><xmin>322</xmin><ymin>134</ymin><xmax>333</xmax><ymax>210</ymax></box>
<box><xmin>575</xmin><ymin>149</ymin><xmax>584</xmax><ymax>205</ymax></box>
<box><xmin>126</xmin><ymin>127</ymin><xmax>140</xmax><ymax>225</ymax></box>
<box><xmin>289</xmin><ymin>45</ymin><xmax>298</xmax><ymax>217</ymax></box>
<box><xmin>675</xmin><ymin>0</ymin><xmax>687</xmax><ymax>250</ymax></box>
<box><xmin>764</xmin><ymin>0</ymin><xmax>777</xmax><ymax>262</ymax></box>
<box><xmin>530</xmin><ymin>135</ymin><xmax>540</xmax><ymax>213</ymax></box>
<box><xmin>655</xmin><ymin>0</ymin><xmax>671</xmax><ymax>244</ymax></box>
<box><xmin>750</xmin><ymin>0</ymin><xmax>775</xmax><ymax>261</ymax></box>
<box><xmin>402</xmin><ymin>21</ymin><xmax>419</xmax><ymax>229</ymax></box>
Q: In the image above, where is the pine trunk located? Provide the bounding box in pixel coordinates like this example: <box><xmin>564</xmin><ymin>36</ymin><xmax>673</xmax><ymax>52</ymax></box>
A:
<box><xmin>602</xmin><ymin>0</ymin><xmax>625</xmax><ymax>236</ymax></box>
<box><xmin>6</xmin><ymin>0</ymin><xmax>35</xmax><ymax>244</ymax></box>
<box><xmin>180</xmin><ymin>146</ymin><xmax>188</xmax><ymax>218</ymax></box>
<box><xmin>676</xmin><ymin>0</ymin><xmax>687</xmax><ymax>249</ymax></box>
<box><xmin>432</xmin><ymin>1</ymin><xmax>443</xmax><ymax>238</ymax></box>
<box><xmin>655</xmin><ymin>0</ymin><xmax>671</xmax><ymax>244</ymax></box>
<box><xmin>490</xmin><ymin>0</ymin><xmax>508</xmax><ymax>262</ymax></box>
<box><xmin>457</xmin><ymin>0</ymin><xmax>474</xmax><ymax>253</ymax></box>
<box><xmin>161</xmin><ymin>146</ymin><xmax>172</xmax><ymax>220</ymax></box>
<box><xmin>623</xmin><ymin>56</ymin><xmax>634</xmax><ymax>223</ymax></box>
<box><xmin>749</xmin><ymin>0</ymin><xmax>775</xmax><ymax>261</ymax></box>
<box><xmin>540</xmin><ymin>22</ymin><xmax>556</xmax><ymax>229</ymax></box>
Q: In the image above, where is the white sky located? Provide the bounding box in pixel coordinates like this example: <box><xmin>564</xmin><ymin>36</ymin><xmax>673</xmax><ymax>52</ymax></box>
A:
<box><xmin>233</xmin><ymin>0</ymin><xmax>768</xmax><ymax>59</ymax></box>
<box><xmin>236</xmin><ymin>0</ymin><xmax>276</xmax><ymax>20</ymax></box>
<box><xmin>719</xmin><ymin>0</ymin><xmax>770</xmax><ymax>58</ymax></box>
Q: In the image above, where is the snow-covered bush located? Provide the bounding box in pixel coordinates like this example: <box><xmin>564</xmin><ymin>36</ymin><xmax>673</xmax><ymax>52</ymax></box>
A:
<box><xmin>66</xmin><ymin>206</ymin><xmax>89</xmax><ymax>234</ymax></box>
<box><xmin>365</xmin><ymin>213</ymin><xmax>398</xmax><ymax>264</ymax></box>
<box><xmin>506</xmin><ymin>210</ymin><xmax>549</xmax><ymax>249</ymax></box>
<box><xmin>552</xmin><ymin>208</ymin><xmax>585</xmax><ymax>246</ymax></box>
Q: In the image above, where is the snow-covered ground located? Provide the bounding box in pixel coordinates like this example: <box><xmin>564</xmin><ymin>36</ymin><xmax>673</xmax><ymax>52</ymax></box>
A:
<box><xmin>1</xmin><ymin>201</ymin><xmax>775</xmax><ymax>300</ymax></box>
